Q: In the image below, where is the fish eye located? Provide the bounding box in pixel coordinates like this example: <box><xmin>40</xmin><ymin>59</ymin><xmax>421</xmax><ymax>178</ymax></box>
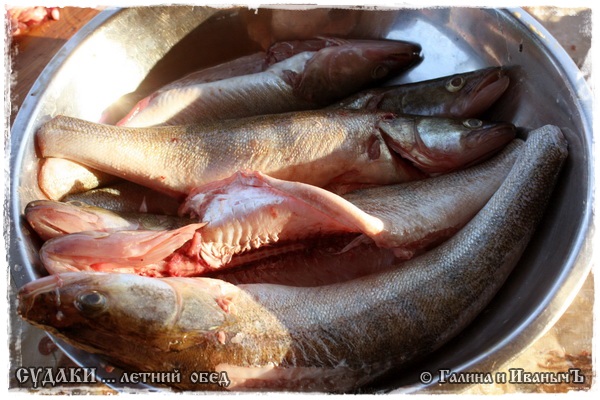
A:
<box><xmin>463</xmin><ymin>119</ymin><xmax>483</xmax><ymax>129</ymax></box>
<box><xmin>372</xmin><ymin>65</ymin><xmax>389</xmax><ymax>79</ymax></box>
<box><xmin>446</xmin><ymin>76</ymin><xmax>466</xmax><ymax>92</ymax></box>
<box><xmin>75</xmin><ymin>291</ymin><xmax>107</xmax><ymax>315</ymax></box>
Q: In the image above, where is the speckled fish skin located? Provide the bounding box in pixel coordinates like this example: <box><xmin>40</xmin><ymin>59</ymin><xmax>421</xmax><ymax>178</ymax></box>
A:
<box><xmin>332</xmin><ymin>67</ymin><xmax>510</xmax><ymax>118</ymax></box>
<box><xmin>117</xmin><ymin>39</ymin><xmax>421</xmax><ymax>128</ymax></box>
<box><xmin>37</xmin><ymin>112</ymin><xmax>515</xmax><ymax>197</ymax></box>
<box><xmin>18</xmin><ymin>125</ymin><xmax>567</xmax><ymax>392</ymax></box>
<box><xmin>100</xmin><ymin>52</ymin><xmax>269</xmax><ymax>126</ymax></box>
<box><xmin>62</xmin><ymin>181</ymin><xmax>181</xmax><ymax>216</ymax></box>
<box><xmin>177</xmin><ymin>140</ymin><xmax>522</xmax><ymax>270</ymax></box>
<box><xmin>206</xmin><ymin>236</ymin><xmax>399</xmax><ymax>287</ymax></box>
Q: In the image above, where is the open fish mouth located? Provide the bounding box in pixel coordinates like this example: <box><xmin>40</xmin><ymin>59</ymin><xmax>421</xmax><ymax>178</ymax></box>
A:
<box><xmin>473</xmin><ymin>69</ymin><xmax>510</xmax><ymax>100</ymax></box>
<box><xmin>24</xmin><ymin>201</ymin><xmax>74</xmax><ymax>240</ymax></box>
<box><xmin>454</xmin><ymin>68</ymin><xmax>511</xmax><ymax>117</ymax></box>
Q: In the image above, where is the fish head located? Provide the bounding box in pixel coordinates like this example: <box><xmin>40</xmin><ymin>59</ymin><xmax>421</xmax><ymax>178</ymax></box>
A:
<box><xmin>447</xmin><ymin>67</ymin><xmax>510</xmax><ymax>118</ymax></box>
<box><xmin>38</xmin><ymin>223</ymin><xmax>207</xmax><ymax>275</ymax></box>
<box><xmin>17</xmin><ymin>273</ymin><xmax>233</xmax><ymax>357</ymax></box>
<box><xmin>380</xmin><ymin>115</ymin><xmax>516</xmax><ymax>175</ymax></box>
<box><xmin>294</xmin><ymin>40</ymin><xmax>422</xmax><ymax>104</ymax></box>
<box><xmin>18</xmin><ymin>273</ymin><xmax>288</xmax><ymax>381</ymax></box>
<box><xmin>24</xmin><ymin>200</ymin><xmax>133</xmax><ymax>241</ymax></box>
<box><xmin>18</xmin><ymin>273</ymin><xmax>179</xmax><ymax>352</ymax></box>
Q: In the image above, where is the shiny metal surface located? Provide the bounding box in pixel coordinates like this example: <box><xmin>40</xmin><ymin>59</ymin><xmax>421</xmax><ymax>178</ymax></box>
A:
<box><xmin>8</xmin><ymin>6</ymin><xmax>593</xmax><ymax>393</ymax></box>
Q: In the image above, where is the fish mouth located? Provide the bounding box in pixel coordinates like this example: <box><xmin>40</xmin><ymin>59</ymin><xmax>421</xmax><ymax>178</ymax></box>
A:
<box><xmin>389</xmin><ymin>44</ymin><xmax>422</xmax><ymax>76</ymax></box>
<box><xmin>17</xmin><ymin>273</ymin><xmax>109</xmax><ymax>330</ymax></box>
<box><xmin>454</xmin><ymin>68</ymin><xmax>510</xmax><ymax>117</ymax></box>
<box><xmin>458</xmin><ymin>121</ymin><xmax>517</xmax><ymax>168</ymax></box>
<box><xmin>25</xmin><ymin>200</ymin><xmax>97</xmax><ymax>240</ymax></box>
<box><xmin>18</xmin><ymin>274</ymin><xmax>63</xmax><ymax>299</ymax></box>
<box><xmin>364</xmin><ymin>41</ymin><xmax>422</xmax><ymax>68</ymax></box>
<box><xmin>472</xmin><ymin>69</ymin><xmax>510</xmax><ymax>103</ymax></box>
<box><xmin>380</xmin><ymin>118</ymin><xmax>516</xmax><ymax>175</ymax></box>
<box><xmin>386</xmin><ymin>43</ymin><xmax>422</xmax><ymax>61</ymax></box>
<box><xmin>17</xmin><ymin>274</ymin><xmax>70</xmax><ymax>324</ymax></box>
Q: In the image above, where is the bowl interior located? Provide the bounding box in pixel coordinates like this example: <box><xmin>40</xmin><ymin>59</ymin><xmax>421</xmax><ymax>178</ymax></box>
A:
<box><xmin>9</xmin><ymin>7</ymin><xmax>593</xmax><ymax>393</ymax></box>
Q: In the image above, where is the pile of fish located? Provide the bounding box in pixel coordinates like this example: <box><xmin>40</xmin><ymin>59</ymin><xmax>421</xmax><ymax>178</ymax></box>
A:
<box><xmin>17</xmin><ymin>37</ymin><xmax>568</xmax><ymax>392</ymax></box>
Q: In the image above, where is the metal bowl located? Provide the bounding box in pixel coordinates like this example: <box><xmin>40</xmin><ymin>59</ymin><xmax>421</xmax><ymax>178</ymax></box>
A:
<box><xmin>9</xmin><ymin>6</ymin><xmax>593</xmax><ymax>393</ymax></box>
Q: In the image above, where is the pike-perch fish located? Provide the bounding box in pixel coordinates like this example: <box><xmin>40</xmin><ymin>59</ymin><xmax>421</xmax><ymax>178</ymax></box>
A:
<box><xmin>38</xmin><ymin>38</ymin><xmax>420</xmax><ymax>199</ymax></box>
<box><xmin>37</xmin><ymin>112</ymin><xmax>515</xmax><ymax>197</ymax></box>
<box><xmin>18</xmin><ymin>125</ymin><xmax>568</xmax><ymax>391</ymax></box>
<box><xmin>38</xmin><ymin>138</ymin><xmax>520</xmax><ymax>276</ymax></box>
<box><xmin>333</xmin><ymin>66</ymin><xmax>510</xmax><ymax>118</ymax></box>
<box><xmin>117</xmin><ymin>38</ymin><xmax>421</xmax><ymax>127</ymax></box>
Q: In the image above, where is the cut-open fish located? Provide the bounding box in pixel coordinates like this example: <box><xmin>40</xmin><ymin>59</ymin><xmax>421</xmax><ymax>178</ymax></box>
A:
<box><xmin>19</xmin><ymin>125</ymin><xmax>568</xmax><ymax>392</ymax></box>
<box><xmin>38</xmin><ymin>139</ymin><xmax>523</xmax><ymax>276</ymax></box>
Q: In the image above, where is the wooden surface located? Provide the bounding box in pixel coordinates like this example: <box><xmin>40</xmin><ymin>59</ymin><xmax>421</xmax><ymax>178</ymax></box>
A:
<box><xmin>7</xmin><ymin>6</ymin><xmax>593</xmax><ymax>395</ymax></box>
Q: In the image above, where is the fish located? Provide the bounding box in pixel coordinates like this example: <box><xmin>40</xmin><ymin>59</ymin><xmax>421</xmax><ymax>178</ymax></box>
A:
<box><xmin>332</xmin><ymin>67</ymin><xmax>510</xmax><ymax>118</ymax></box>
<box><xmin>206</xmin><ymin>236</ymin><xmax>399</xmax><ymax>286</ymax></box>
<box><xmin>39</xmin><ymin>223</ymin><xmax>207</xmax><ymax>276</ymax></box>
<box><xmin>61</xmin><ymin>181</ymin><xmax>182</xmax><ymax>216</ymax></box>
<box><xmin>37</xmin><ymin>158</ymin><xmax>119</xmax><ymax>200</ymax></box>
<box><xmin>116</xmin><ymin>39</ymin><xmax>421</xmax><ymax>127</ymax></box>
<box><xmin>37</xmin><ymin>111</ymin><xmax>516</xmax><ymax>197</ymax></box>
<box><xmin>109</xmin><ymin>37</ymin><xmax>351</xmax><ymax>126</ymax></box>
<box><xmin>97</xmin><ymin>52</ymin><xmax>269</xmax><ymax>126</ymax></box>
<box><xmin>135</xmin><ymin>37</ymin><xmax>355</xmax><ymax>93</ymax></box>
<box><xmin>54</xmin><ymin>37</ymin><xmax>416</xmax><ymax>196</ymax></box>
<box><xmin>17</xmin><ymin>124</ymin><xmax>569</xmax><ymax>392</ymax></box>
<box><xmin>38</xmin><ymin>139</ymin><xmax>522</xmax><ymax>276</ymax></box>
<box><xmin>24</xmin><ymin>200</ymin><xmax>194</xmax><ymax>241</ymax></box>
